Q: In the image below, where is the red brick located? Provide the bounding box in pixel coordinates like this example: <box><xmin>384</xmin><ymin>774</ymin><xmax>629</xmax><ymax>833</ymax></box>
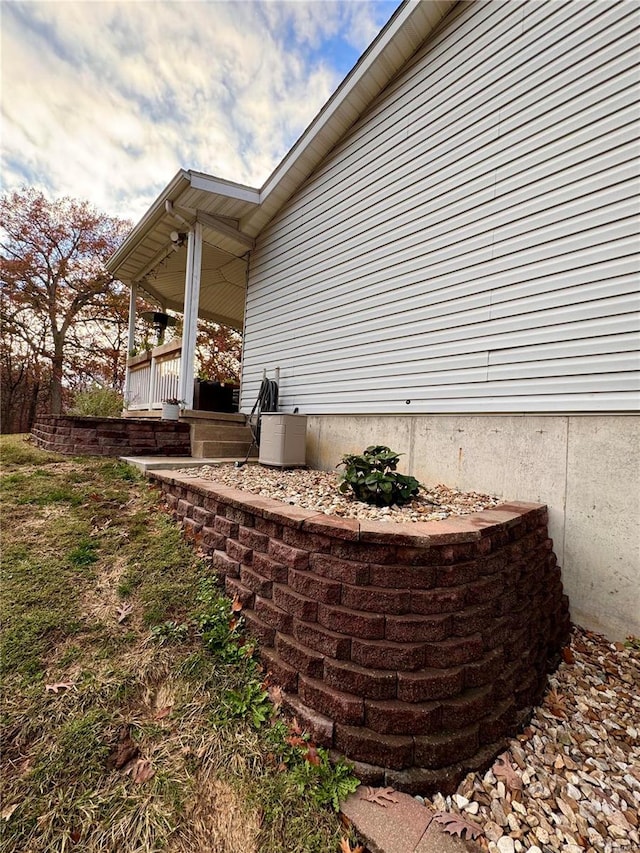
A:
<box><xmin>503</xmin><ymin>628</ymin><xmax>530</xmax><ymax>662</ymax></box>
<box><xmin>452</xmin><ymin>602</ymin><xmax>496</xmax><ymax>636</ymax></box>
<box><xmin>309</xmin><ymin>553</ymin><xmax>369</xmax><ymax>585</ymax></box>
<box><xmin>192</xmin><ymin>506</ymin><xmax>214</xmax><ymax>526</ymax></box>
<box><xmin>331</xmin><ymin>541</ymin><xmax>396</xmax><ymax>564</ymax></box>
<box><xmin>414</xmin><ymin>725</ymin><xmax>479</xmax><ymax>769</ymax></box>
<box><xmin>214</xmin><ymin>515</ymin><xmax>239</xmax><ymax>538</ymax></box>
<box><xmin>298</xmin><ymin>675</ymin><xmax>364</xmax><ymax>725</ymax></box>
<box><xmin>239</xmin><ymin>525</ymin><xmax>269</xmax><ymax>552</ymax></box>
<box><xmin>365</xmin><ymin>699</ymin><xmax>441</xmax><ymax>735</ymax></box>
<box><xmin>182</xmin><ymin>517</ymin><xmax>202</xmax><ymax>539</ymax></box>
<box><xmin>288</xmin><ymin>568</ymin><xmax>341</xmax><ymax>604</ymax></box>
<box><xmin>302</xmin><ymin>514</ymin><xmax>360</xmax><ymax>541</ymax></box>
<box><xmin>324</xmin><ymin>659</ymin><xmax>396</xmax><ymax>700</ymax></box>
<box><xmin>341</xmin><ymin>583</ymin><xmax>410</xmax><ymax>615</ymax></box>
<box><xmin>268</xmin><ymin>539</ymin><xmax>309</xmax><ymax>569</ymax></box>
<box><xmin>251</xmin><ymin>552</ymin><xmax>288</xmax><ymax>583</ymax></box>
<box><xmin>212</xmin><ymin>549</ymin><xmax>240</xmax><ymax>578</ymax></box>
<box><xmin>368</xmin><ymin>563</ymin><xmax>436</xmax><ymax>589</ymax></box>
<box><xmin>242</xmin><ymin>610</ymin><xmax>276</xmax><ymax>647</ymax></box>
<box><xmin>468</xmin><ymin>573</ymin><xmax>512</xmax><ymax>605</ymax></box>
<box><xmin>240</xmin><ymin>566</ymin><xmax>273</xmax><ymax>599</ymax></box>
<box><xmin>283</xmin><ymin>694</ymin><xmax>333</xmax><ymax>747</ymax></box>
<box><xmin>177</xmin><ymin>499</ymin><xmax>191</xmax><ymax>518</ymax></box>
<box><xmin>202</xmin><ymin>527</ymin><xmax>226</xmax><ymax>552</ymax></box>
<box><xmin>224</xmin><ymin>576</ymin><xmax>254</xmax><ymax>608</ymax></box>
<box><xmin>423</xmin><ymin>635</ymin><xmax>484</xmax><ymax>668</ymax></box>
<box><xmin>275</xmin><ymin>633</ymin><xmax>324</xmax><ymax>678</ymax></box>
<box><xmin>224</xmin><ymin>506</ymin><xmax>255</xmax><ymax>527</ymax></box>
<box><xmin>440</xmin><ymin>686</ymin><xmax>494</xmax><ymax>730</ymax></box>
<box><xmin>317</xmin><ymin>602</ymin><xmax>385</xmax><ymax>640</ymax></box>
<box><xmin>293</xmin><ymin>619</ymin><xmax>351</xmax><ymax>660</ymax></box>
<box><xmin>259</xmin><ymin>647</ymin><xmax>298</xmax><ymax>692</ymax></box>
<box><xmin>397</xmin><ymin>668</ymin><xmax>464</xmax><ymax>703</ymax></box>
<box><xmin>272</xmin><ymin>584</ymin><xmax>318</xmax><ymax>622</ymax></box>
<box><xmin>410</xmin><ymin>586</ymin><xmax>467</xmax><ymax>615</ymax></box>
<box><xmin>478</xmin><ymin>700</ymin><xmax>517</xmax><ymax>745</ymax></box>
<box><xmin>334</xmin><ymin>724</ymin><xmax>413</xmax><ymax>770</ymax></box>
<box><xmin>351</xmin><ymin>638</ymin><xmax>425</xmax><ymax>671</ymax></box>
<box><xmin>226</xmin><ymin>539</ymin><xmax>253</xmax><ymax>565</ymax></box>
<box><xmin>282</xmin><ymin>526</ymin><xmax>332</xmax><ymax>553</ymax></box>
<box><xmin>464</xmin><ymin>648</ymin><xmax>504</xmax><ymax>688</ymax></box>
<box><xmin>203</xmin><ymin>495</ymin><xmax>221</xmax><ymax>513</ymax></box>
<box><xmin>254</xmin><ymin>517</ymin><xmax>283</xmax><ymax>539</ymax></box>
<box><xmin>481</xmin><ymin>616</ymin><xmax>513</xmax><ymax>651</ymax></box>
<box><xmin>385</xmin><ymin>613</ymin><xmax>452</xmax><ymax>643</ymax></box>
<box><xmin>254</xmin><ymin>596</ymin><xmax>293</xmax><ymax>634</ymax></box>
<box><xmin>436</xmin><ymin>562</ymin><xmax>478</xmax><ymax>587</ymax></box>
<box><xmin>261</xmin><ymin>503</ymin><xmax>318</xmax><ymax>529</ymax></box>
<box><xmin>385</xmin><ymin>765</ymin><xmax>465</xmax><ymax>797</ymax></box>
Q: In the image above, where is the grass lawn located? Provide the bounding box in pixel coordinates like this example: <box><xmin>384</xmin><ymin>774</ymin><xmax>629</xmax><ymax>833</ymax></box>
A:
<box><xmin>0</xmin><ymin>435</ymin><xmax>359</xmax><ymax>853</ymax></box>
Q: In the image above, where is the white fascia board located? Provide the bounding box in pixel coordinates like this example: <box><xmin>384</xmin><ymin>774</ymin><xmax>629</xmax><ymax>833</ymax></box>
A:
<box><xmin>106</xmin><ymin>169</ymin><xmax>191</xmax><ymax>275</ymax></box>
<box><xmin>189</xmin><ymin>170</ymin><xmax>260</xmax><ymax>204</ymax></box>
<box><xmin>258</xmin><ymin>0</ymin><xmax>457</xmax><ymax>206</ymax></box>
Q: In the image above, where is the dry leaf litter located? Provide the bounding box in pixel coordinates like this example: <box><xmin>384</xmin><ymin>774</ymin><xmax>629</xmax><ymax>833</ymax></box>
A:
<box><xmin>178</xmin><ymin>466</ymin><xmax>639</xmax><ymax>853</ymax></box>
<box><xmin>416</xmin><ymin>627</ymin><xmax>639</xmax><ymax>853</ymax></box>
<box><xmin>181</xmin><ymin>464</ymin><xmax>500</xmax><ymax>522</ymax></box>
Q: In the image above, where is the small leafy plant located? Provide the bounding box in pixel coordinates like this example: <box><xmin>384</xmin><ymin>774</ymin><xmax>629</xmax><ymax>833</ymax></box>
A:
<box><xmin>337</xmin><ymin>445</ymin><xmax>421</xmax><ymax>507</ymax></box>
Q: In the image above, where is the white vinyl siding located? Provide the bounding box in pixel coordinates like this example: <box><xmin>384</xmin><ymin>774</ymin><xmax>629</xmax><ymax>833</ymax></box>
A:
<box><xmin>241</xmin><ymin>0</ymin><xmax>640</xmax><ymax>414</ymax></box>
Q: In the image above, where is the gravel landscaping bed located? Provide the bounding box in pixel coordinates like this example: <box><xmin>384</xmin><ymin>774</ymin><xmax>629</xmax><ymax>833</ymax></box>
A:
<box><xmin>427</xmin><ymin>627</ymin><xmax>640</xmax><ymax>853</ymax></box>
<box><xmin>182</xmin><ymin>464</ymin><xmax>501</xmax><ymax>522</ymax></box>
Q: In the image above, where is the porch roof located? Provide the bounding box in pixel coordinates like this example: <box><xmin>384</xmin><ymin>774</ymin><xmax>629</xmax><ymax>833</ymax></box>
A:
<box><xmin>107</xmin><ymin>0</ymin><xmax>456</xmax><ymax>330</ymax></box>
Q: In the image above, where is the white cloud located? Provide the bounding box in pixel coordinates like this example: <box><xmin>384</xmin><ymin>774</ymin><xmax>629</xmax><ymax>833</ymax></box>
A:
<box><xmin>1</xmin><ymin>0</ymin><xmax>399</xmax><ymax>222</ymax></box>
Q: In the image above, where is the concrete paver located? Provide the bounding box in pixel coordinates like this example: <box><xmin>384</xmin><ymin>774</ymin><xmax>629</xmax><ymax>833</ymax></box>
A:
<box><xmin>341</xmin><ymin>786</ymin><xmax>483</xmax><ymax>853</ymax></box>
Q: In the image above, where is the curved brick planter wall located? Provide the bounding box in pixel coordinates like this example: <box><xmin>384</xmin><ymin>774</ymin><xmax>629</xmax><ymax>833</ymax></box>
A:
<box><xmin>31</xmin><ymin>415</ymin><xmax>191</xmax><ymax>457</ymax></box>
<box><xmin>154</xmin><ymin>470</ymin><xmax>570</xmax><ymax>795</ymax></box>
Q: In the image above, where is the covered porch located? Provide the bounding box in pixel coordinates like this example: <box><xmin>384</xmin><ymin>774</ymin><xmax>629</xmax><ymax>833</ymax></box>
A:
<box><xmin>107</xmin><ymin>169</ymin><xmax>260</xmax><ymax>415</ymax></box>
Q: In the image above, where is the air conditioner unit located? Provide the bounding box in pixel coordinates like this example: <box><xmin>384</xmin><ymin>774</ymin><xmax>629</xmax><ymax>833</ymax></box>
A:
<box><xmin>259</xmin><ymin>413</ymin><xmax>307</xmax><ymax>467</ymax></box>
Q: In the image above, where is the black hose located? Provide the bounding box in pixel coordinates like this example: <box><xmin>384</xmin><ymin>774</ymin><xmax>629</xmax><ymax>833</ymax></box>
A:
<box><xmin>235</xmin><ymin>377</ymin><xmax>279</xmax><ymax>467</ymax></box>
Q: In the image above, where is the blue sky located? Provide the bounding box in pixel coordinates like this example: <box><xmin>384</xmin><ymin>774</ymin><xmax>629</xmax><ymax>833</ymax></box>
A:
<box><xmin>1</xmin><ymin>0</ymin><xmax>401</xmax><ymax>222</ymax></box>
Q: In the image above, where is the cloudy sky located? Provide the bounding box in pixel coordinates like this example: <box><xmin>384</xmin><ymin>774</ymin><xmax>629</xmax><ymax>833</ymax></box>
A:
<box><xmin>2</xmin><ymin>0</ymin><xmax>400</xmax><ymax>223</ymax></box>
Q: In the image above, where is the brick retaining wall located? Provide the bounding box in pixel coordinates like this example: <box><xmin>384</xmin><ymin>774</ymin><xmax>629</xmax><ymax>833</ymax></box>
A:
<box><xmin>153</xmin><ymin>470</ymin><xmax>570</xmax><ymax>795</ymax></box>
<box><xmin>31</xmin><ymin>415</ymin><xmax>191</xmax><ymax>457</ymax></box>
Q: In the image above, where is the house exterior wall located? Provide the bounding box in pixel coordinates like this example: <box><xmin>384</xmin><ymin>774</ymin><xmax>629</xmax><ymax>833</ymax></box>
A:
<box><xmin>240</xmin><ymin>0</ymin><xmax>640</xmax><ymax>639</ymax></box>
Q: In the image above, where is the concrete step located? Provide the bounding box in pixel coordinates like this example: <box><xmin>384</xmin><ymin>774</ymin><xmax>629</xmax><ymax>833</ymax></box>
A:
<box><xmin>192</xmin><ymin>439</ymin><xmax>257</xmax><ymax>459</ymax></box>
<box><xmin>190</xmin><ymin>423</ymin><xmax>254</xmax><ymax>442</ymax></box>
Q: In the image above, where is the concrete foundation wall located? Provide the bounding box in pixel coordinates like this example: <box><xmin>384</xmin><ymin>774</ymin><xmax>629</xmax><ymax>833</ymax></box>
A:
<box><xmin>306</xmin><ymin>414</ymin><xmax>640</xmax><ymax>642</ymax></box>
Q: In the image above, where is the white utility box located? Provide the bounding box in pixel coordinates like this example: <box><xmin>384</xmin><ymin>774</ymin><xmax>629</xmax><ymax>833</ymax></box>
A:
<box><xmin>259</xmin><ymin>413</ymin><xmax>307</xmax><ymax>467</ymax></box>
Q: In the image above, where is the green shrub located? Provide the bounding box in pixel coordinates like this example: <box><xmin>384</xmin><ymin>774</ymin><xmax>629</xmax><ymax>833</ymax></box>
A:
<box><xmin>337</xmin><ymin>445</ymin><xmax>421</xmax><ymax>507</ymax></box>
<box><xmin>69</xmin><ymin>385</ymin><xmax>123</xmax><ymax>417</ymax></box>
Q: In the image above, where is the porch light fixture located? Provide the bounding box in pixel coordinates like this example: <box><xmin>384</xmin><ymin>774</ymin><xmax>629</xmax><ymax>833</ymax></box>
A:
<box><xmin>169</xmin><ymin>230</ymin><xmax>187</xmax><ymax>248</ymax></box>
<box><xmin>140</xmin><ymin>310</ymin><xmax>177</xmax><ymax>345</ymax></box>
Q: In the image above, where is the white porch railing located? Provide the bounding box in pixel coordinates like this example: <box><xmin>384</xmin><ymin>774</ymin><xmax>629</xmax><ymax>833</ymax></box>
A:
<box><xmin>125</xmin><ymin>338</ymin><xmax>182</xmax><ymax>411</ymax></box>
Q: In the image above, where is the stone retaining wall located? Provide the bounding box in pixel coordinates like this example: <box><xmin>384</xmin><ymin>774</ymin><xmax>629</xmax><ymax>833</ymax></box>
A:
<box><xmin>154</xmin><ymin>470</ymin><xmax>570</xmax><ymax>794</ymax></box>
<box><xmin>31</xmin><ymin>415</ymin><xmax>191</xmax><ymax>457</ymax></box>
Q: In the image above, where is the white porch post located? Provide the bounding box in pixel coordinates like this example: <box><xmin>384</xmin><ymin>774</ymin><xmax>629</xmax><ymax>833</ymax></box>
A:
<box><xmin>177</xmin><ymin>222</ymin><xmax>202</xmax><ymax>410</ymax></box>
<box><xmin>124</xmin><ymin>282</ymin><xmax>137</xmax><ymax>409</ymax></box>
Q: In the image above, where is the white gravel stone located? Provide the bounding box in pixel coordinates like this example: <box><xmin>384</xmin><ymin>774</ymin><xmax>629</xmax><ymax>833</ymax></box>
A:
<box><xmin>497</xmin><ymin>837</ymin><xmax>515</xmax><ymax>853</ymax></box>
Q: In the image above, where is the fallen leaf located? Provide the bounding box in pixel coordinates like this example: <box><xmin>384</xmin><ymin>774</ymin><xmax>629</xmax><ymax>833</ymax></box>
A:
<box><xmin>286</xmin><ymin>735</ymin><xmax>307</xmax><ymax>749</ymax></box>
<box><xmin>289</xmin><ymin>717</ymin><xmax>303</xmax><ymax>736</ymax></box>
<box><xmin>305</xmin><ymin>744</ymin><xmax>321</xmax><ymax>766</ymax></box>
<box><xmin>116</xmin><ymin>603</ymin><xmax>133</xmax><ymax>623</ymax></box>
<box><xmin>124</xmin><ymin>757</ymin><xmax>155</xmax><ymax>784</ymax></box>
<box><xmin>1</xmin><ymin>804</ymin><xmax>18</xmax><ymax>821</ymax></box>
<box><xmin>45</xmin><ymin>681</ymin><xmax>75</xmax><ymax>693</ymax></box>
<box><xmin>360</xmin><ymin>786</ymin><xmax>399</xmax><ymax>807</ymax></box>
<box><xmin>268</xmin><ymin>684</ymin><xmax>284</xmax><ymax>709</ymax></box>
<box><xmin>562</xmin><ymin>646</ymin><xmax>575</xmax><ymax>664</ymax></box>
<box><xmin>339</xmin><ymin>838</ymin><xmax>364</xmax><ymax>853</ymax></box>
<box><xmin>154</xmin><ymin>706</ymin><xmax>172</xmax><ymax>720</ymax></box>
<box><xmin>106</xmin><ymin>724</ymin><xmax>139</xmax><ymax>770</ymax></box>
<box><xmin>546</xmin><ymin>688</ymin><xmax>568</xmax><ymax>719</ymax></box>
<box><xmin>433</xmin><ymin>811</ymin><xmax>483</xmax><ymax>840</ymax></box>
<box><xmin>492</xmin><ymin>753</ymin><xmax>523</xmax><ymax>790</ymax></box>
<box><xmin>231</xmin><ymin>595</ymin><xmax>243</xmax><ymax>612</ymax></box>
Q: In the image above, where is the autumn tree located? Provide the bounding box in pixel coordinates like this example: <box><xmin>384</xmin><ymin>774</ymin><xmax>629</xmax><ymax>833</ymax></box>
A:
<box><xmin>0</xmin><ymin>187</ymin><xmax>131</xmax><ymax>417</ymax></box>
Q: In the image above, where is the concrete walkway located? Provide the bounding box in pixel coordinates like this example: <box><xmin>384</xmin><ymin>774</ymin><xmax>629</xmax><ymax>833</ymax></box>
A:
<box><xmin>341</xmin><ymin>787</ymin><xmax>483</xmax><ymax>853</ymax></box>
<box><xmin>119</xmin><ymin>456</ymin><xmax>257</xmax><ymax>474</ymax></box>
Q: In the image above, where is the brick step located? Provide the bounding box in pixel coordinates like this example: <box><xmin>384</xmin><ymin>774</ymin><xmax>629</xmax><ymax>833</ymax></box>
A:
<box><xmin>190</xmin><ymin>423</ymin><xmax>254</xmax><ymax>442</ymax></box>
<box><xmin>192</xmin><ymin>439</ymin><xmax>257</xmax><ymax>458</ymax></box>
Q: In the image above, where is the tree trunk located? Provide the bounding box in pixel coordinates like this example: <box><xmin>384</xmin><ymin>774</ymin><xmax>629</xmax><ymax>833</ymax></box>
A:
<box><xmin>50</xmin><ymin>340</ymin><xmax>64</xmax><ymax>415</ymax></box>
